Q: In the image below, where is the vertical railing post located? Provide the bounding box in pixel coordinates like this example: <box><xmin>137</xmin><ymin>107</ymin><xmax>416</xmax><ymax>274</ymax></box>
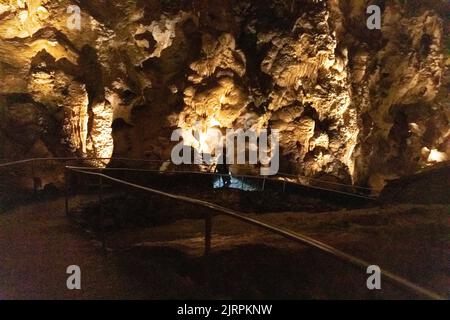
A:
<box><xmin>64</xmin><ymin>167</ymin><xmax>69</xmax><ymax>217</ymax></box>
<box><xmin>204</xmin><ymin>214</ymin><xmax>212</xmax><ymax>256</ymax></box>
<box><xmin>31</xmin><ymin>159</ymin><xmax>37</xmax><ymax>195</ymax></box>
<box><xmin>283</xmin><ymin>181</ymin><xmax>286</xmax><ymax>193</ymax></box>
<box><xmin>99</xmin><ymin>174</ymin><xmax>107</xmax><ymax>257</ymax></box>
<box><xmin>262</xmin><ymin>177</ymin><xmax>266</xmax><ymax>191</ymax></box>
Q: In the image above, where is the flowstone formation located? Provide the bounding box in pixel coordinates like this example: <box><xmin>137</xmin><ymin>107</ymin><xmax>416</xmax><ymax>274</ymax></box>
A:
<box><xmin>0</xmin><ymin>0</ymin><xmax>448</xmax><ymax>190</ymax></box>
<box><xmin>0</xmin><ymin>0</ymin><xmax>114</xmax><ymax>162</ymax></box>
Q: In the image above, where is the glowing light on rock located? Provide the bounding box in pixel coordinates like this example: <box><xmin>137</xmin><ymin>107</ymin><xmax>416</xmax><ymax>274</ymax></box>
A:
<box><xmin>427</xmin><ymin>149</ymin><xmax>448</xmax><ymax>163</ymax></box>
<box><xmin>198</xmin><ymin>130</ymin><xmax>209</xmax><ymax>154</ymax></box>
<box><xmin>9</xmin><ymin>1</ymin><xmax>49</xmax><ymax>37</ymax></box>
<box><xmin>177</xmin><ymin>115</ymin><xmax>225</xmax><ymax>158</ymax></box>
<box><xmin>208</xmin><ymin>117</ymin><xmax>221</xmax><ymax>128</ymax></box>
<box><xmin>18</xmin><ymin>10</ymin><xmax>28</xmax><ymax>23</ymax></box>
<box><xmin>89</xmin><ymin>102</ymin><xmax>114</xmax><ymax>166</ymax></box>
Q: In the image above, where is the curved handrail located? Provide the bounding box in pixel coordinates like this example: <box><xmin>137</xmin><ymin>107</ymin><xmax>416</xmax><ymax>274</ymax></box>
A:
<box><xmin>0</xmin><ymin>157</ymin><xmax>379</xmax><ymax>196</ymax></box>
<box><xmin>66</xmin><ymin>165</ymin><xmax>377</xmax><ymax>201</ymax></box>
<box><xmin>0</xmin><ymin>157</ymin><xmax>164</xmax><ymax>168</ymax></box>
<box><xmin>279</xmin><ymin>172</ymin><xmax>377</xmax><ymax>191</ymax></box>
<box><xmin>66</xmin><ymin>166</ymin><xmax>444</xmax><ymax>300</ymax></box>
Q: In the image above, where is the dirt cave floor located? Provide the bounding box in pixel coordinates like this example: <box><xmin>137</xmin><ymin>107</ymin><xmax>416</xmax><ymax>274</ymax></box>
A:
<box><xmin>0</xmin><ymin>190</ymin><xmax>449</xmax><ymax>300</ymax></box>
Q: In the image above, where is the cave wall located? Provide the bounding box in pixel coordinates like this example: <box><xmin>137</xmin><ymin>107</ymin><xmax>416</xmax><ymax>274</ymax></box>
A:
<box><xmin>0</xmin><ymin>0</ymin><xmax>448</xmax><ymax>189</ymax></box>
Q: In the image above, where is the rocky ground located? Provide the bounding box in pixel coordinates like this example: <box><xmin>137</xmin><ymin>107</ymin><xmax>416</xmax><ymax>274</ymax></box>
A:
<box><xmin>1</xmin><ymin>190</ymin><xmax>448</xmax><ymax>300</ymax></box>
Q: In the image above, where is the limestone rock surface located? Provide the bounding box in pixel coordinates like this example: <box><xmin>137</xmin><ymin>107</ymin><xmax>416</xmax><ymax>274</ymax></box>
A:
<box><xmin>0</xmin><ymin>0</ymin><xmax>448</xmax><ymax>190</ymax></box>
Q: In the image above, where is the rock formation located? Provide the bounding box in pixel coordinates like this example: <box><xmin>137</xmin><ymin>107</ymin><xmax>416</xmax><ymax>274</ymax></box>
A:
<box><xmin>0</xmin><ymin>0</ymin><xmax>448</xmax><ymax>190</ymax></box>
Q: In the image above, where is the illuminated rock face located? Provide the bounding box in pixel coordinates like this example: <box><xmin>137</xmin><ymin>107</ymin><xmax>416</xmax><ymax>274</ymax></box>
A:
<box><xmin>261</xmin><ymin>5</ymin><xmax>357</xmax><ymax>181</ymax></box>
<box><xmin>0</xmin><ymin>0</ymin><xmax>448</xmax><ymax>188</ymax></box>
<box><xmin>345</xmin><ymin>2</ymin><xmax>450</xmax><ymax>189</ymax></box>
<box><xmin>0</xmin><ymin>0</ymin><xmax>114</xmax><ymax>163</ymax></box>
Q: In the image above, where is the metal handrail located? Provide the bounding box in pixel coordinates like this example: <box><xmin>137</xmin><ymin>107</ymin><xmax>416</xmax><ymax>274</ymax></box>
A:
<box><xmin>0</xmin><ymin>157</ymin><xmax>378</xmax><ymax>191</ymax></box>
<box><xmin>0</xmin><ymin>157</ymin><xmax>164</xmax><ymax>168</ymax></box>
<box><xmin>279</xmin><ymin>172</ymin><xmax>378</xmax><ymax>191</ymax></box>
<box><xmin>65</xmin><ymin>165</ymin><xmax>377</xmax><ymax>200</ymax></box>
<box><xmin>65</xmin><ymin>166</ymin><xmax>444</xmax><ymax>300</ymax></box>
<box><xmin>0</xmin><ymin>157</ymin><xmax>378</xmax><ymax>189</ymax></box>
<box><xmin>0</xmin><ymin>157</ymin><xmax>378</xmax><ymax>199</ymax></box>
